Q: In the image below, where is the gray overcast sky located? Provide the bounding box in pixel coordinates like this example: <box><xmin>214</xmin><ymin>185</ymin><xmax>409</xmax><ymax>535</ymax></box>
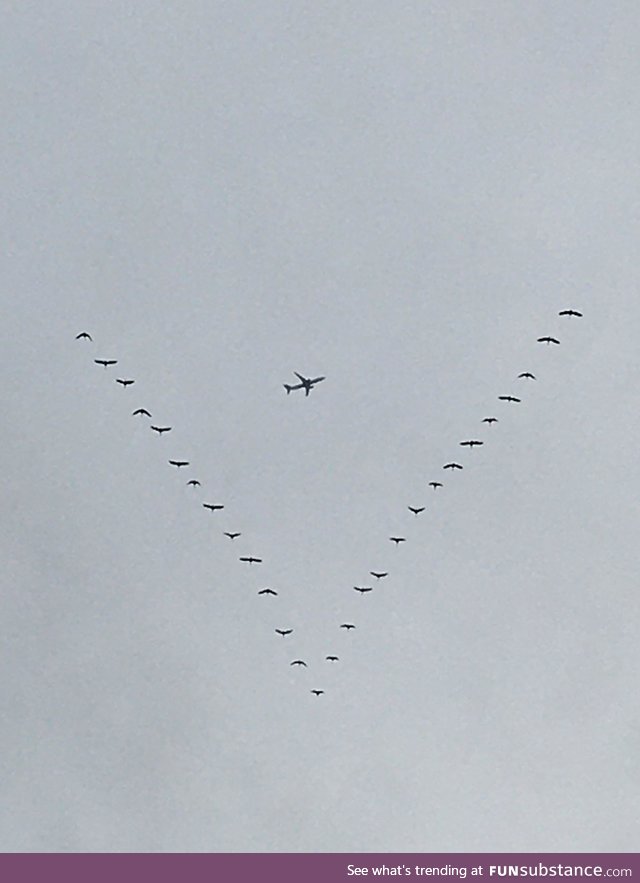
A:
<box><xmin>2</xmin><ymin>0</ymin><xmax>639</xmax><ymax>853</ymax></box>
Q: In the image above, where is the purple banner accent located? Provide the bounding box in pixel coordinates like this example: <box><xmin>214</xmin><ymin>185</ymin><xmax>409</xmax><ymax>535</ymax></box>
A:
<box><xmin>0</xmin><ymin>854</ymin><xmax>637</xmax><ymax>883</ymax></box>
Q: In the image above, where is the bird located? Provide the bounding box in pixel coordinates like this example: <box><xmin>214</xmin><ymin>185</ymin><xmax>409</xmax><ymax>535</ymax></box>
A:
<box><xmin>310</xmin><ymin>689</ymin><xmax>325</xmax><ymax>696</ymax></box>
<box><xmin>275</xmin><ymin>628</ymin><xmax>293</xmax><ymax>637</ymax></box>
<box><xmin>408</xmin><ymin>506</ymin><xmax>425</xmax><ymax>516</ymax></box>
<box><xmin>94</xmin><ymin>359</ymin><xmax>117</xmax><ymax>368</ymax></box>
<box><xmin>186</xmin><ymin>479</ymin><xmax>201</xmax><ymax>487</ymax></box>
<box><xmin>132</xmin><ymin>408</ymin><xmax>152</xmax><ymax>417</ymax></box>
<box><xmin>370</xmin><ymin>571</ymin><xmax>388</xmax><ymax>579</ymax></box>
<box><xmin>537</xmin><ymin>336</ymin><xmax>560</xmax><ymax>345</ymax></box>
<box><xmin>459</xmin><ymin>440</ymin><xmax>483</xmax><ymax>448</ymax></box>
<box><xmin>150</xmin><ymin>425</ymin><xmax>172</xmax><ymax>435</ymax></box>
<box><xmin>389</xmin><ymin>536</ymin><xmax>406</xmax><ymax>545</ymax></box>
<box><xmin>518</xmin><ymin>372</ymin><xmax>536</xmax><ymax>380</ymax></box>
<box><xmin>429</xmin><ymin>481</ymin><xmax>443</xmax><ymax>489</ymax></box>
<box><xmin>168</xmin><ymin>460</ymin><xmax>189</xmax><ymax>468</ymax></box>
<box><xmin>203</xmin><ymin>503</ymin><xmax>224</xmax><ymax>512</ymax></box>
<box><xmin>443</xmin><ymin>462</ymin><xmax>463</xmax><ymax>470</ymax></box>
<box><xmin>482</xmin><ymin>417</ymin><xmax>498</xmax><ymax>424</ymax></box>
<box><xmin>115</xmin><ymin>378</ymin><xmax>135</xmax><ymax>387</ymax></box>
<box><xmin>498</xmin><ymin>395</ymin><xmax>521</xmax><ymax>403</ymax></box>
<box><xmin>224</xmin><ymin>532</ymin><xmax>241</xmax><ymax>540</ymax></box>
<box><xmin>559</xmin><ymin>309</ymin><xmax>583</xmax><ymax>317</ymax></box>
<box><xmin>76</xmin><ymin>332</ymin><xmax>92</xmax><ymax>341</ymax></box>
<box><xmin>258</xmin><ymin>587</ymin><xmax>277</xmax><ymax>596</ymax></box>
<box><xmin>240</xmin><ymin>556</ymin><xmax>262</xmax><ymax>564</ymax></box>
<box><xmin>340</xmin><ymin>623</ymin><xmax>356</xmax><ymax>630</ymax></box>
<box><xmin>326</xmin><ymin>655</ymin><xmax>339</xmax><ymax>662</ymax></box>
<box><xmin>290</xmin><ymin>659</ymin><xmax>307</xmax><ymax>667</ymax></box>
<box><xmin>353</xmin><ymin>586</ymin><xmax>373</xmax><ymax>595</ymax></box>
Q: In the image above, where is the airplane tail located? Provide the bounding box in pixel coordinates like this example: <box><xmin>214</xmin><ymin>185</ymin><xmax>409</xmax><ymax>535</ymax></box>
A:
<box><xmin>284</xmin><ymin>384</ymin><xmax>292</xmax><ymax>394</ymax></box>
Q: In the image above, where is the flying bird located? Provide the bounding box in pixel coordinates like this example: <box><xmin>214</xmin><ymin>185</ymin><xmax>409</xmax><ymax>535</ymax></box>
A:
<box><xmin>275</xmin><ymin>628</ymin><xmax>293</xmax><ymax>637</ymax></box>
<box><xmin>310</xmin><ymin>689</ymin><xmax>325</xmax><ymax>696</ymax></box>
<box><xmin>429</xmin><ymin>481</ymin><xmax>443</xmax><ymax>489</ymax></box>
<box><xmin>326</xmin><ymin>655</ymin><xmax>339</xmax><ymax>662</ymax></box>
<box><xmin>150</xmin><ymin>425</ymin><xmax>172</xmax><ymax>435</ymax></box>
<box><xmin>370</xmin><ymin>571</ymin><xmax>388</xmax><ymax>579</ymax></box>
<box><xmin>389</xmin><ymin>536</ymin><xmax>406</xmax><ymax>545</ymax></box>
<box><xmin>498</xmin><ymin>395</ymin><xmax>521</xmax><ymax>403</ymax></box>
<box><xmin>224</xmin><ymin>532</ymin><xmax>241</xmax><ymax>540</ymax></box>
<box><xmin>186</xmin><ymin>479</ymin><xmax>201</xmax><ymax>487</ymax></box>
<box><xmin>408</xmin><ymin>506</ymin><xmax>425</xmax><ymax>516</ymax></box>
<box><xmin>132</xmin><ymin>408</ymin><xmax>152</xmax><ymax>417</ymax></box>
<box><xmin>443</xmin><ymin>462</ymin><xmax>463</xmax><ymax>470</ymax></box>
<box><xmin>290</xmin><ymin>660</ymin><xmax>307</xmax><ymax>667</ymax></box>
<box><xmin>76</xmin><ymin>332</ymin><xmax>92</xmax><ymax>341</ymax></box>
<box><xmin>168</xmin><ymin>460</ymin><xmax>189</xmax><ymax>468</ymax></box>
<box><xmin>203</xmin><ymin>503</ymin><xmax>224</xmax><ymax>512</ymax></box>
<box><xmin>258</xmin><ymin>588</ymin><xmax>277</xmax><ymax>596</ymax></box>
<box><xmin>482</xmin><ymin>417</ymin><xmax>498</xmax><ymax>424</ymax></box>
<box><xmin>94</xmin><ymin>359</ymin><xmax>117</xmax><ymax>368</ymax></box>
<box><xmin>459</xmin><ymin>440</ymin><xmax>483</xmax><ymax>448</ymax></box>
<box><xmin>115</xmin><ymin>378</ymin><xmax>135</xmax><ymax>388</ymax></box>
<box><xmin>537</xmin><ymin>336</ymin><xmax>560</xmax><ymax>345</ymax></box>
<box><xmin>518</xmin><ymin>372</ymin><xmax>536</xmax><ymax>380</ymax></box>
<box><xmin>240</xmin><ymin>556</ymin><xmax>262</xmax><ymax>564</ymax></box>
<box><xmin>353</xmin><ymin>586</ymin><xmax>373</xmax><ymax>594</ymax></box>
<box><xmin>559</xmin><ymin>309</ymin><xmax>583</xmax><ymax>317</ymax></box>
<box><xmin>340</xmin><ymin>623</ymin><xmax>356</xmax><ymax>630</ymax></box>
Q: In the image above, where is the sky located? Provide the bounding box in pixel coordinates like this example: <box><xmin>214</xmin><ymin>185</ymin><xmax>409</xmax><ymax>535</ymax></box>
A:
<box><xmin>2</xmin><ymin>0</ymin><xmax>639</xmax><ymax>853</ymax></box>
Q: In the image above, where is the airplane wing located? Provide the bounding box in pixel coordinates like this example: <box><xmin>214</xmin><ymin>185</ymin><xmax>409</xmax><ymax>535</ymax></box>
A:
<box><xmin>294</xmin><ymin>372</ymin><xmax>309</xmax><ymax>383</ymax></box>
<box><xmin>310</xmin><ymin>376</ymin><xmax>325</xmax><ymax>385</ymax></box>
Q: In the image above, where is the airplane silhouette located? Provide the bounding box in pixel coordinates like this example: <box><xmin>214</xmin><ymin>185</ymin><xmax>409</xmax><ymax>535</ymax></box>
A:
<box><xmin>537</xmin><ymin>336</ymin><xmax>560</xmax><ymax>345</ymax></box>
<box><xmin>94</xmin><ymin>359</ymin><xmax>117</xmax><ymax>368</ymax></box>
<box><xmin>132</xmin><ymin>408</ymin><xmax>152</xmax><ymax>417</ymax></box>
<box><xmin>559</xmin><ymin>309</ymin><xmax>583</xmax><ymax>317</ymax></box>
<box><xmin>284</xmin><ymin>372</ymin><xmax>326</xmax><ymax>397</ymax></box>
<box><xmin>443</xmin><ymin>462</ymin><xmax>463</xmax><ymax>470</ymax></box>
<box><xmin>115</xmin><ymin>378</ymin><xmax>135</xmax><ymax>387</ymax></box>
<box><xmin>168</xmin><ymin>460</ymin><xmax>189</xmax><ymax>468</ymax></box>
<box><xmin>240</xmin><ymin>556</ymin><xmax>262</xmax><ymax>564</ymax></box>
<box><xmin>76</xmin><ymin>332</ymin><xmax>92</xmax><ymax>341</ymax></box>
<box><xmin>389</xmin><ymin>536</ymin><xmax>406</xmax><ymax>545</ymax></box>
<box><xmin>275</xmin><ymin>628</ymin><xmax>293</xmax><ymax>637</ymax></box>
<box><xmin>408</xmin><ymin>506</ymin><xmax>425</xmax><ymax>516</ymax></box>
<box><xmin>353</xmin><ymin>586</ymin><xmax>373</xmax><ymax>594</ymax></box>
<box><xmin>370</xmin><ymin>571</ymin><xmax>388</xmax><ymax>579</ymax></box>
<box><xmin>258</xmin><ymin>588</ymin><xmax>277</xmax><ymax>596</ymax></box>
<box><xmin>151</xmin><ymin>426</ymin><xmax>172</xmax><ymax>435</ymax></box>
<box><xmin>224</xmin><ymin>532</ymin><xmax>241</xmax><ymax>540</ymax></box>
<box><xmin>498</xmin><ymin>395</ymin><xmax>521</xmax><ymax>403</ymax></box>
<box><xmin>203</xmin><ymin>503</ymin><xmax>224</xmax><ymax>512</ymax></box>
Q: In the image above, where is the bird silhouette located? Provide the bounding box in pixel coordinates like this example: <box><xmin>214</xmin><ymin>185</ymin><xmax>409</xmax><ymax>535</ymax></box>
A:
<box><xmin>559</xmin><ymin>309</ymin><xmax>583</xmax><ymax>318</ymax></box>
<box><xmin>429</xmin><ymin>481</ymin><xmax>443</xmax><ymax>489</ymax></box>
<box><xmin>518</xmin><ymin>372</ymin><xmax>536</xmax><ymax>380</ymax></box>
<box><xmin>186</xmin><ymin>479</ymin><xmax>201</xmax><ymax>487</ymax></box>
<box><xmin>408</xmin><ymin>506</ymin><xmax>425</xmax><ymax>515</ymax></box>
<box><xmin>310</xmin><ymin>689</ymin><xmax>325</xmax><ymax>696</ymax></box>
<box><xmin>275</xmin><ymin>628</ymin><xmax>293</xmax><ymax>637</ymax></box>
<box><xmin>258</xmin><ymin>587</ymin><xmax>277</xmax><ymax>596</ymax></box>
<box><xmin>76</xmin><ymin>332</ymin><xmax>92</xmax><ymax>341</ymax></box>
<box><xmin>353</xmin><ymin>586</ymin><xmax>373</xmax><ymax>594</ymax></box>
<box><xmin>240</xmin><ymin>556</ymin><xmax>262</xmax><ymax>564</ymax></box>
<box><xmin>370</xmin><ymin>571</ymin><xmax>388</xmax><ymax>579</ymax></box>
<box><xmin>389</xmin><ymin>536</ymin><xmax>406</xmax><ymax>545</ymax></box>
<box><xmin>94</xmin><ymin>359</ymin><xmax>117</xmax><ymax>368</ymax></box>
<box><xmin>326</xmin><ymin>655</ymin><xmax>339</xmax><ymax>662</ymax></box>
<box><xmin>150</xmin><ymin>425</ymin><xmax>172</xmax><ymax>435</ymax></box>
<box><xmin>203</xmin><ymin>503</ymin><xmax>224</xmax><ymax>512</ymax></box>
<box><xmin>482</xmin><ymin>417</ymin><xmax>498</xmax><ymax>424</ymax></box>
<box><xmin>498</xmin><ymin>395</ymin><xmax>521</xmax><ymax>403</ymax></box>
<box><xmin>224</xmin><ymin>532</ymin><xmax>241</xmax><ymax>540</ymax></box>
<box><xmin>443</xmin><ymin>462</ymin><xmax>463</xmax><ymax>470</ymax></box>
<box><xmin>168</xmin><ymin>460</ymin><xmax>189</xmax><ymax>468</ymax></box>
<box><xmin>132</xmin><ymin>408</ymin><xmax>152</xmax><ymax>417</ymax></box>
<box><xmin>459</xmin><ymin>440</ymin><xmax>483</xmax><ymax>448</ymax></box>
<box><xmin>290</xmin><ymin>659</ymin><xmax>307</xmax><ymax>667</ymax></box>
<box><xmin>340</xmin><ymin>623</ymin><xmax>356</xmax><ymax>630</ymax></box>
<box><xmin>537</xmin><ymin>336</ymin><xmax>560</xmax><ymax>345</ymax></box>
<box><xmin>115</xmin><ymin>378</ymin><xmax>135</xmax><ymax>387</ymax></box>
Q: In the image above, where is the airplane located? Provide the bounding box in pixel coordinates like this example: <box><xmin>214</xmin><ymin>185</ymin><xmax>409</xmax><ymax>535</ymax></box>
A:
<box><xmin>537</xmin><ymin>336</ymin><xmax>560</xmax><ymax>345</ymax></box>
<box><xmin>203</xmin><ymin>503</ymin><xmax>224</xmax><ymax>512</ymax></box>
<box><xmin>353</xmin><ymin>586</ymin><xmax>373</xmax><ymax>595</ymax></box>
<box><xmin>559</xmin><ymin>309</ymin><xmax>583</xmax><ymax>318</ymax></box>
<box><xmin>340</xmin><ymin>623</ymin><xmax>356</xmax><ymax>630</ymax></box>
<box><xmin>482</xmin><ymin>417</ymin><xmax>498</xmax><ymax>424</ymax></box>
<box><xmin>429</xmin><ymin>481</ymin><xmax>443</xmax><ymax>489</ymax></box>
<box><xmin>94</xmin><ymin>359</ymin><xmax>117</xmax><ymax>368</ymax></box>
<box><xmin>150</xmin><ymin>425</ymin><xmax>172</xmax><ymax>435</ymax></box>
<box><xmin>443</xmin><ymin>462</ymin><xmax>463</xmax><ymax>470</ymax></box>
<box><xmin>115</xmin><ymin>378</ymin><xmax>135</xmax><ymax>387</ymax></box>
<box><xmin>408</xmin><ymin>506</ymin><xmax>425</xmax><ymax>516</ymax></box>
<box><xmin>76</xmin><ymin>332</ymin><xmax>92</xmax><ymax>341</ymax></box>
<box><xmin>132</xmin><ymin>408</ymin><xmax>152</xmax><ymax>417</ymax></box>
<box><xmin>326</xmin><ymin>655</ymin><xmax>339</xmax><ymax>662</ymax></box>
<box><xmin>275</xmin><ymin>628</ymin><xmax>293</xmax><ymax>637</ymax></box>
<box><xmin>284</xmin><ymin>372</ymin><xmax>326</xmax><ymax>397</ymax></box>
<box><xmin>186</xmin><ymin>479</ymin><xmax>201</xmax><ymax>487</ymax></box>
<box><xmin>498</xmin><ymin>395</ymin><xmax>521</xmax><ymax>403</ymax></box>
<box><xmin>518</xmin><ymin>372</ymin><xmax>536</xmax><ymax>380</ymax></box>
<box><xmin>389</xmin><ymin>536</ymin><xmax>406</xmax><ymax>545</ymax></box>
<box><xmin>310</xmin><ymin>689</ymin><xmax>325</xmax><ymax>696</ymax></box>
<box><xmin>290</xmin><ymin>660</ymin><xmax>307</xmax><ymax>667</ymax></box>
<box><xmin>459</xmin><ymin>440</ymin><xmax>483</xmax><ymax>448</ymax></box>
<box><xmin>258</xmin><ymin>588</ymin><xmax>277</xmax><ymax>596</ymax></box>
<box><xmin>224</xmin><ymin>532</ymin><xmax>241</xmax><ymax>540</ymax></box>
<box><xmin>168</xmin><ymin>460</ymin><xmax>189</xmax><ymax>468</ymax></box>
<box><xmin>370</xmin><ymin>571</ymin><xmax>388</xmax><ymax>579</ymax></box>
<box><xmin>240</xmin><ymin>556</ymin><xmax>262</xmax><ymax>564</ymax></box>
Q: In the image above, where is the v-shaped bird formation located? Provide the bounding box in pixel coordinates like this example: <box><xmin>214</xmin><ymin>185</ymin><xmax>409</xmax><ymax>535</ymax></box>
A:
<box><xmin>75</xmin><ymin>308</ymin><xmax>583</xmax><ymax>697</ymax></box>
